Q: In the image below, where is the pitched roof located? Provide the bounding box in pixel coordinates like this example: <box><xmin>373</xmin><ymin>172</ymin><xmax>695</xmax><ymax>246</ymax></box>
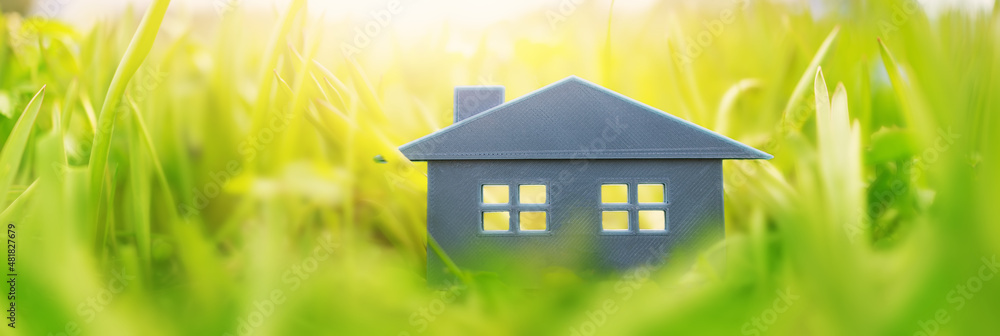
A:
<box><xmin>399</xmin><ymin>76</ymin><xmax>772</xmax><ymax>161</ymax></box>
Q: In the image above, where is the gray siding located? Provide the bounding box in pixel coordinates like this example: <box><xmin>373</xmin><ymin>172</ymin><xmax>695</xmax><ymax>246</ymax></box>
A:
<box><xmin>426</xmin><ymin>159</ymin><xmax>723</xmax><ymax>285</ymax></box>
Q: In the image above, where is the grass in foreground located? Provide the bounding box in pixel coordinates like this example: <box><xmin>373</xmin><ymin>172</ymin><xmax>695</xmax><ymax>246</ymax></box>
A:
<box><xmin>1</xmin><ymin>0</ymin><xmax>999</xmax><ymax>334</ymax></box>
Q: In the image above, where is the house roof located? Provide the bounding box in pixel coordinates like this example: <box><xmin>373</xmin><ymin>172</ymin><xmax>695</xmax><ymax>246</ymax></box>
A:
<box><xmin>399</xmin><ymin>76</ymin><xmax>773</xmax><ymax>161</ymax></box>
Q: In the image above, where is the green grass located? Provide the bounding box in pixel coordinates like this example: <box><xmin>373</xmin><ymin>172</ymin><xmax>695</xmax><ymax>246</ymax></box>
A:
<box><xmin>2</xmin><ymin>0</ymin><xmax>999</xmax><ymax>335</ymax></box>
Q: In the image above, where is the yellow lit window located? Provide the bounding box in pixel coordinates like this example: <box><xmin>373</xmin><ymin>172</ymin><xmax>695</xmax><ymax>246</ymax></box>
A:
<box><xmin>601</xmin><ymin>184</ymin><xmax>628</xmax><ymax>203</ymax></box>
<box><xmin>519</xmin><ymin>185</ymin><xmax>547</xmax><ymax>204</ymax></box>
<box><xmin>602</xmin><ymin>211</ymin><xmax>629</xmax><ymax>231</ymax></box>
<box><xmin>638</xmin><ymin>184</ymin><xmax>664</xmax><ymax>203</ymax></box>
<box><xmin>638</xmin><ymin>210</ymin><xmax>666</xmax><ymax>231</ymax></box>
<box><xmin>482</xmin><ymin>185</ymin><xmax>508</xmax><ymax>204</ymax></box>
<box><xmin>483</xmin><ymin>212</ymin><xmax>510</xmax><ymax>231</ymax></box>
<box><xmin>519</xmin><ymin>212</ymin><xmax>547</xmax><ymax>231</ymax></box>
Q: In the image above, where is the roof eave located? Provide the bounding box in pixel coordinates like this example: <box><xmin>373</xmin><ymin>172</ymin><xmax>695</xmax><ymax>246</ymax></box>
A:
<box><xmin>399</xmin><ymin>152</ymin><xmax>774</xmax><ymax>161</ymax></box>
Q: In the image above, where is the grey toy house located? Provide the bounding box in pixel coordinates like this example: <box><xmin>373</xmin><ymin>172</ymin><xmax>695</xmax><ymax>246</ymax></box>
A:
<box><xmin>399</xmin><ymin>76</ymin><xmax>771</xmax><ymax>284</ymax></box>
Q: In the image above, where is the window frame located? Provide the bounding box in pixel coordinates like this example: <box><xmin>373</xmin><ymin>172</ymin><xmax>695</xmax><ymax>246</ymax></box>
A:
<box><xmin>598</xmin><ymin>179</ymin><xmax>670</xmax><ymax>235</ymax></box>
<box><xmin>478</xmin><ymin>181</ymin><xmax>551</xmax><ymax>236</ymax></box>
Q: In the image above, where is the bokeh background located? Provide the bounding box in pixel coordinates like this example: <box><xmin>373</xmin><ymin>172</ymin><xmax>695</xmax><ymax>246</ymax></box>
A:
<box><xmin>2</xmin><ymin>0</ymin><xmax>999</xmax><ymax>335</ymax></box>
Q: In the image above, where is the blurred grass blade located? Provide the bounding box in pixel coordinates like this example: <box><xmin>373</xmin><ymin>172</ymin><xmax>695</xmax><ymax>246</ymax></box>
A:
<box><xmin>310</xmin><ymin>60</ymin><xmax>351</xmax><ymax>110</ymax></box>
<box><xmin>80</xmin><ymin>91</ymin><xmax>98</xmax><ymax>134</ymax></box>
<box><xmin>428</xmin><ymin>234</ymin><xmax>471</xmax><ymax>287</ymax></box>
<box><xmin>814</xmin><ymin>67</ymin><xmax>831</xmax><ymax>158</ymax></box>
<box><xmin>601</xmin><ymin>0</ymin><xmax>616</xmax><ymax>86</ymax></box>
<box><xmin>831</xmin><ymin>83</ymin><xmax>851</xmax><ymax>161</ymax></box>
<box><xmin>877</xmin><ymin>38</ymin><xmax>933</xmax><ymax>144</ymax></box>
<box><xmin>127</xmin><ymin>95</ymin><xmax>176</xmax><ymax>214</ymax></box>
<box><xmin>0</xmin><ymin>86</ymin><xmax>45</xmax><ymax>209</ymax></box>
<box><xmin>250</xmin><ymin>0</ymin><xmax>306</xmax><ymax>135</ymax></box>
<box><xmin>60</xmin><ymin>79</ymin><xmax>79</xmax><ymax>132</ymax></box>
<box><xmin>126</xmin><ymin>95</ymin><xmax>176</xmax><ymax>273</ymax></box>
<box><xmin>715</xmin><ymin>79</ymin><xmax>761</xmax><ymax>134</ymax></box>
<box><xmin>88</xmin><ymin>0</ymin><xmax>172</xmax><ymax>200</ymax></box>
<box><xmin>346</xmin><ymin>57</ymin><xmax>387</xmax><ymax>124</ymax></box>
<box><xmin>781</xmin><ymin>26</ymin><xmax>840</xmax><ymax>131</ymax></box>
<box><xmin>0</xmin><ymin>179</ymin><xmax>37</xmax><ymax>225</ymax></box>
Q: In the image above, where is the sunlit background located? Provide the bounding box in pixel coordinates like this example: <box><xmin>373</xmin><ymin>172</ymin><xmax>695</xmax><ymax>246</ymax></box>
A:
<box><xmin>2</xmin><ymin>0</ymin><xmax>999</xmax><ymax>335</ymax></box>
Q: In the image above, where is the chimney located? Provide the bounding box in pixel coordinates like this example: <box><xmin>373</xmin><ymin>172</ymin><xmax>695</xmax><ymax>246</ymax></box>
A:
<box><xmin>454</xmin><ymin>86</ymin><xmax>505</xmax><ymax>122</ymax></box>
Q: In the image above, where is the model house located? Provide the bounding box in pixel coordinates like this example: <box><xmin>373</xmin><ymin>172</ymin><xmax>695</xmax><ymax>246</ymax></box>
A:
<box><xmin>399</xmin><ymin>76</ymin><xmax>771</xmax><ymax>284</ymax></box>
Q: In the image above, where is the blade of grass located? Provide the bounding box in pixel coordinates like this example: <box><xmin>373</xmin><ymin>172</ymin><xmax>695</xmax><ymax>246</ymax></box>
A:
<box><xmin>279</xmin><ymin>19</ymin><xmax>325</xmax><ymax>163</ymax></box>
<box><xmin>310</xmin><ymin>60</ymin><xmax>351</xmax><ymax>110</ymax></box>
<box><xmin>0</xmin><ymin>86</ymin><xmax>45</xmax><ymax>210</ymax></box>
<box><xmin>601</xmin><ymin>0</ymin><xmax>616</xmax><ymax>87</ymax></box>
<box><xmin>79</xmin><ymin>91</ymin><xmax>98</xmax><ymax>134</ymax></box>
<box><xmin>428</xmin><ymin>234</ymin><xmax>471</xmax><ymax>287</ymax></box>
<box><xmin>60</xmin><ymin>79</ymin><xmax>79</xmax><ymax>132</ymax></box>
<box><xmin>88</xmin><ymin>0</ymin><xmax>171</xmax><ymax>201</ymax></box>
<box><xmin>100</xmin><ymin>164</ymin><xmax>119</xmax><ymax>259</ymax></box>
<box><xmin>715</xmin><ymin>79</ymin><xmax>761</xmax><ymax>134</ymax></box>
<box><xmin>127</xmin><ymin>95</ymin><xmax>177</xmax><ymax>216</ymax></box>
<box><xmin>814</xmin><ymin>67</ymin><xmax>831</xmax><ymax>163</ymax></box>
<box><xmin>877</xmin><ymin>38</ymin><xmax>933</xmax><ymax>145</ymax></box>
<box><xmin>345</xmin><ymin>58</ymin><xmax>386</xmax><ymax>124</ymax></box>
<box><xmin>127</xmin><ymin>94</ymin><xmax>177</xmax><ymax>275</ymax></box>
<box><xmin>249</xmin><ymin>0</ymin><xmax>306</xmax><ymax>138</ymax></box>
<box><xmin>781</xmin><ymin>25</ymin><xmax>840</xmax><ymax>131</ymax></box>
<box><xmin>0</xmin><ymin>179</ymin><xmax>37</xmax><ymax>225</ymax></box>
<box><xmin>304</xmin><ymin>104</ymin><xmax>339</xmax><ymax>145</ymax></box>
<box><xmin>314</xmin><ymin>99</ymin><xmax>355</xmax><ymax>129</ymax></box>
<box><xmin>126</xmin><ymin>115</ymin><xmax>151</xmax><ymax>276</ymax></box>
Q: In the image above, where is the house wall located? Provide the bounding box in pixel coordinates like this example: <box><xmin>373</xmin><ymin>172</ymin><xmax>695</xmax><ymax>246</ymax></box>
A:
<box><xmin>426</xmin><ymin>159</ymin><xmax>723</xmax><ymax>285</ymax></box>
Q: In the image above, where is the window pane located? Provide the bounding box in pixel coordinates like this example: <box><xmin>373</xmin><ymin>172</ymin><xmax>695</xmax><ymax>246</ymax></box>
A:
<box><xmin>519</xmin><ymin>185</ymin><xmax>547</xmax><ymax>204</ymax></box>
<box><xmin>483</xmin><ymin>212</ymin><xmax>510</xmax><ymax>231</ymax></box>
<box><xmin>482</xmin><ymin>185</ymin><xmax>508</xmax><ymax>204</ymax></box>
<box><xmin>601</xmin><ymin>184</ymin><xmax>628</xmax><ymax>203</ymax></box>
<box><xmin>638</xmin><ymin>184</ymin><xmax>664</xmax><ymax>203</ymax></box>
<box><xmin>519</xmin><ymin>212</ymin><xmax>547</xmax><ymax>231</ymax></box>
<box><xmin>602</xmin><ymin>211</ymin><xmax>629</xmax><ymax>231</ymax></box>
<box><xmin>639</xmin><ymin>210</ymin><xmax>666</xmax><ymax>231</ymax></box>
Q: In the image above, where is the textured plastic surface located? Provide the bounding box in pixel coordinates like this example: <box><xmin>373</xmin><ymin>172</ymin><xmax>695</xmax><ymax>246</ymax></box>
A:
<box><xmin>400</xmin><ymin>76</ymin><xmax>771</xmax><ymax>285</ymax></box>
<box><xmin>401</xmin><ymin>76</ymin><xmax>772</xmax><ymax>161</ymax></box>
<box><xmin>454</xmin><ymin>86</ymin><xmax>505</xmax><ymax>122</ymax></box>
<box><xmin>425</xmin><ymin>159</ymin><xmax>723</xmax><ymax>285</ymax></box>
